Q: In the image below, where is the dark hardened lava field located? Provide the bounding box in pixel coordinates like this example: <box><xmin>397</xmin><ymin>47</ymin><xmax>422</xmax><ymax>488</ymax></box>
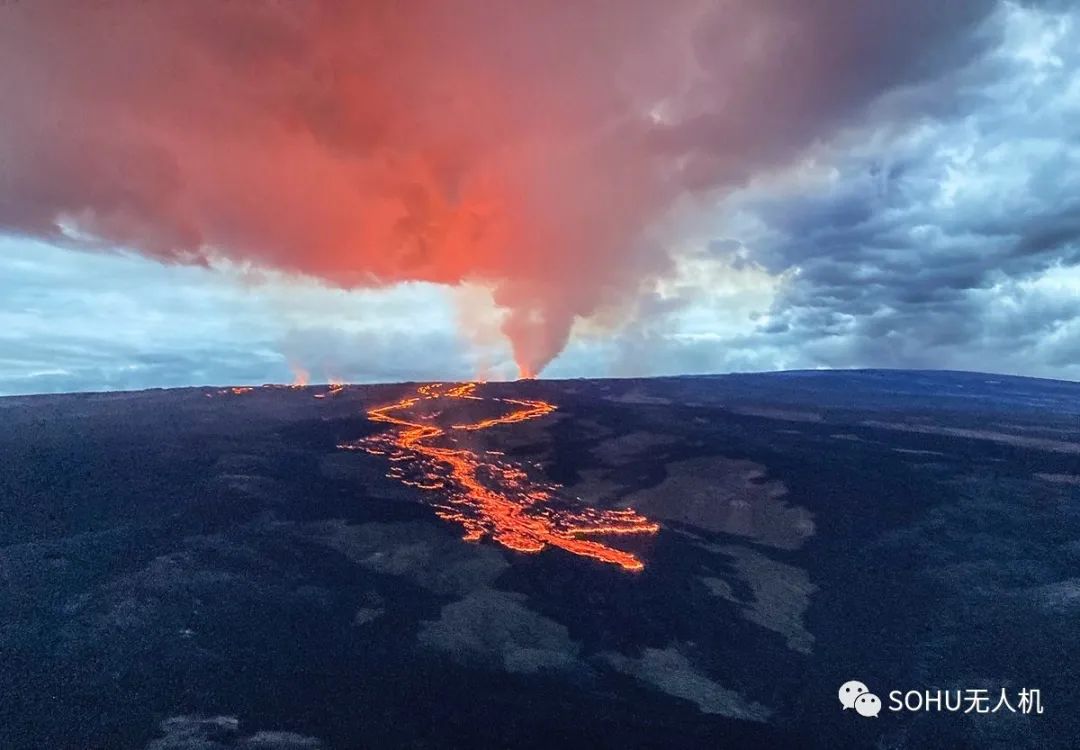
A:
<box><xmin>0</xmin><ymin>370</ymin><xmax>1077</xmax><ymax>749</ymax></box>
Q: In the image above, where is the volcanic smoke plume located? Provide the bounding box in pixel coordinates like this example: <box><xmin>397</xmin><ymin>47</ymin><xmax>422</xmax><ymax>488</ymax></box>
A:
<box><xmin>0</xmin><ymin>1</ymin><xmax>991</xmax><ymax>375</ymax></box>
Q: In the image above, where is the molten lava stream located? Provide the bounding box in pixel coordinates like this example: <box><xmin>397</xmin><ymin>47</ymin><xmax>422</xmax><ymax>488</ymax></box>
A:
<box><xmin>340</xmin><ymin>382</ymin><xmax>658</xmax><ymax>572</ymax></box>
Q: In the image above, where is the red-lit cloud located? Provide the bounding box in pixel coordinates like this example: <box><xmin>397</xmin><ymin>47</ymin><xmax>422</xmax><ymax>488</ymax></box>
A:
<box><xmin>0</xmin><ymin>1</ymin><xmax>991</xmax><ymax>376</ymax></box>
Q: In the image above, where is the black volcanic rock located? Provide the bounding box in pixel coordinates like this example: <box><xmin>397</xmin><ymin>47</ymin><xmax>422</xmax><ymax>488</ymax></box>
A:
<box><xmin>0</xmin><ymin>371</ymin><xmax>1077</xmax><ymax>749</ymax></box>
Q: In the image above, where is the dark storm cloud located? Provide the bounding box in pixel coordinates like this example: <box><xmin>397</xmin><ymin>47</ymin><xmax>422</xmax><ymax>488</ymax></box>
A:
<box><xmin>691</xmin><ymin>2</ymin><xmax>1080</xmax><ymax>380</ymax></box>
<box><xmin>574</xmin><ymin>1</ymin><xmax>1079</xmax><ymax>383</ymax></box>
<box><xmin>656</xmin><ymin>1</ymin><xmax>997</xmax><ymax>187</ymax></box>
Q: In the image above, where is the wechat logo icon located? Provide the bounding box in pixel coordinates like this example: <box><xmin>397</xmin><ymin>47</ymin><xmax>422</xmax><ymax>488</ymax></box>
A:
<box><xmin>840</xmin><ymin>680</ymin><xmax>882</xmax><ymax>718</ymax></box>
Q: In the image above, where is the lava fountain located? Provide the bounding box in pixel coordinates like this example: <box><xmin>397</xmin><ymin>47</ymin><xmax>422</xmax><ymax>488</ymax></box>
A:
<box><xmin>340</xmin><ymin>382</ymin><xmax>658</xmax><ymax>571</ymax></box>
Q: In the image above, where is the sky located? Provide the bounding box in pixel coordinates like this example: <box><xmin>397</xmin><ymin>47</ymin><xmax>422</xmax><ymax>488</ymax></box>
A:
<box><xmin>1</xmin><ymin>1</ymin><xmax>1078</xmax><ymax>395</ymax></box>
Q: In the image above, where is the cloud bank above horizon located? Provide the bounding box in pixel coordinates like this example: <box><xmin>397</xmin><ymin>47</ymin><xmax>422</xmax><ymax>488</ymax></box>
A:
<box><xmin>1</xmin><ymin>1</ymin><xmax>1078</xmax><ymax>394</ymax></box>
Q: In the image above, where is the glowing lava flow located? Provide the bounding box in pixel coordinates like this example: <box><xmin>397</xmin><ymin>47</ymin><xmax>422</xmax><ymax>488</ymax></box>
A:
<box><xmin>340</xmin><ymin>383</ymin><xmax>659</xmax><ymax>571</ymax></box>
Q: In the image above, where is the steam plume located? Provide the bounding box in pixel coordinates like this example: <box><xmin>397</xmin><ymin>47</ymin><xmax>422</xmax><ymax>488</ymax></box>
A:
<box><xmin>0</xmin><ymin>1</ymin><xmax>991</xmax><ymax>375</ymax></box>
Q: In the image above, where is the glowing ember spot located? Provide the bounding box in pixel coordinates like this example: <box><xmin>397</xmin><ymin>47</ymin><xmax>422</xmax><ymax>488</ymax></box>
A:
<box><xmin>340</xmin><ymin>383</ymin><xmax>658</xmax><ymax>571</ymax></box>
<box><xmin>210</xmin><ymin>386</ymin><xmax>255</xmax><ymax>397</ymax></box>
<box><xmin>314</xmin><ymin>383</ymin><xmax>346</xmax><ymax>399</ymax></box>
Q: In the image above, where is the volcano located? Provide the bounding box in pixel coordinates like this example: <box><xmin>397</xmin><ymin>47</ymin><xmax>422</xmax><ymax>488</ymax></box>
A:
<box><xmin>1</xmin><ymin>370</ymin><xmax>1078</xmax><ymax>749</ymax></box>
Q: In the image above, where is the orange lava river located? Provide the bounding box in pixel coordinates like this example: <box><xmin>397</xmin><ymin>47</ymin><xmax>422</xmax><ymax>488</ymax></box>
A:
<box><xmin>339</xmin><ymin>382</ymin><xmax>659</xmax><ymax>571</ymax></box>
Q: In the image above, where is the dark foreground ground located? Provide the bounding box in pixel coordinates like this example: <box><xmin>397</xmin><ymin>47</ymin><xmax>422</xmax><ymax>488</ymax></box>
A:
<box><xmin>1</xmin><ymin>369</ymin><xmax>1078</xmax><ymax>749</ymax></box>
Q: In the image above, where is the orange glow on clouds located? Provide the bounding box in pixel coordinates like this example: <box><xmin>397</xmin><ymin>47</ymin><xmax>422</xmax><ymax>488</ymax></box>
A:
<box><xmin>0</xmin><ymin>3</ymin><xmax>698</xmax><ymax>376</ymax></box>
<box><xmin>0</xmin><ymin>3</ymin><xmax>983</xmax><ymax>375</ymax></box>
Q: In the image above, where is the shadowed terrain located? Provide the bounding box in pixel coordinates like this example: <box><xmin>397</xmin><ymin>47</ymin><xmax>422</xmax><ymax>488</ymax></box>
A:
<box><xmin>1</xmin><ymin>370</ymin><xmax>1078</xmax><ymax>749</ymax></box>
